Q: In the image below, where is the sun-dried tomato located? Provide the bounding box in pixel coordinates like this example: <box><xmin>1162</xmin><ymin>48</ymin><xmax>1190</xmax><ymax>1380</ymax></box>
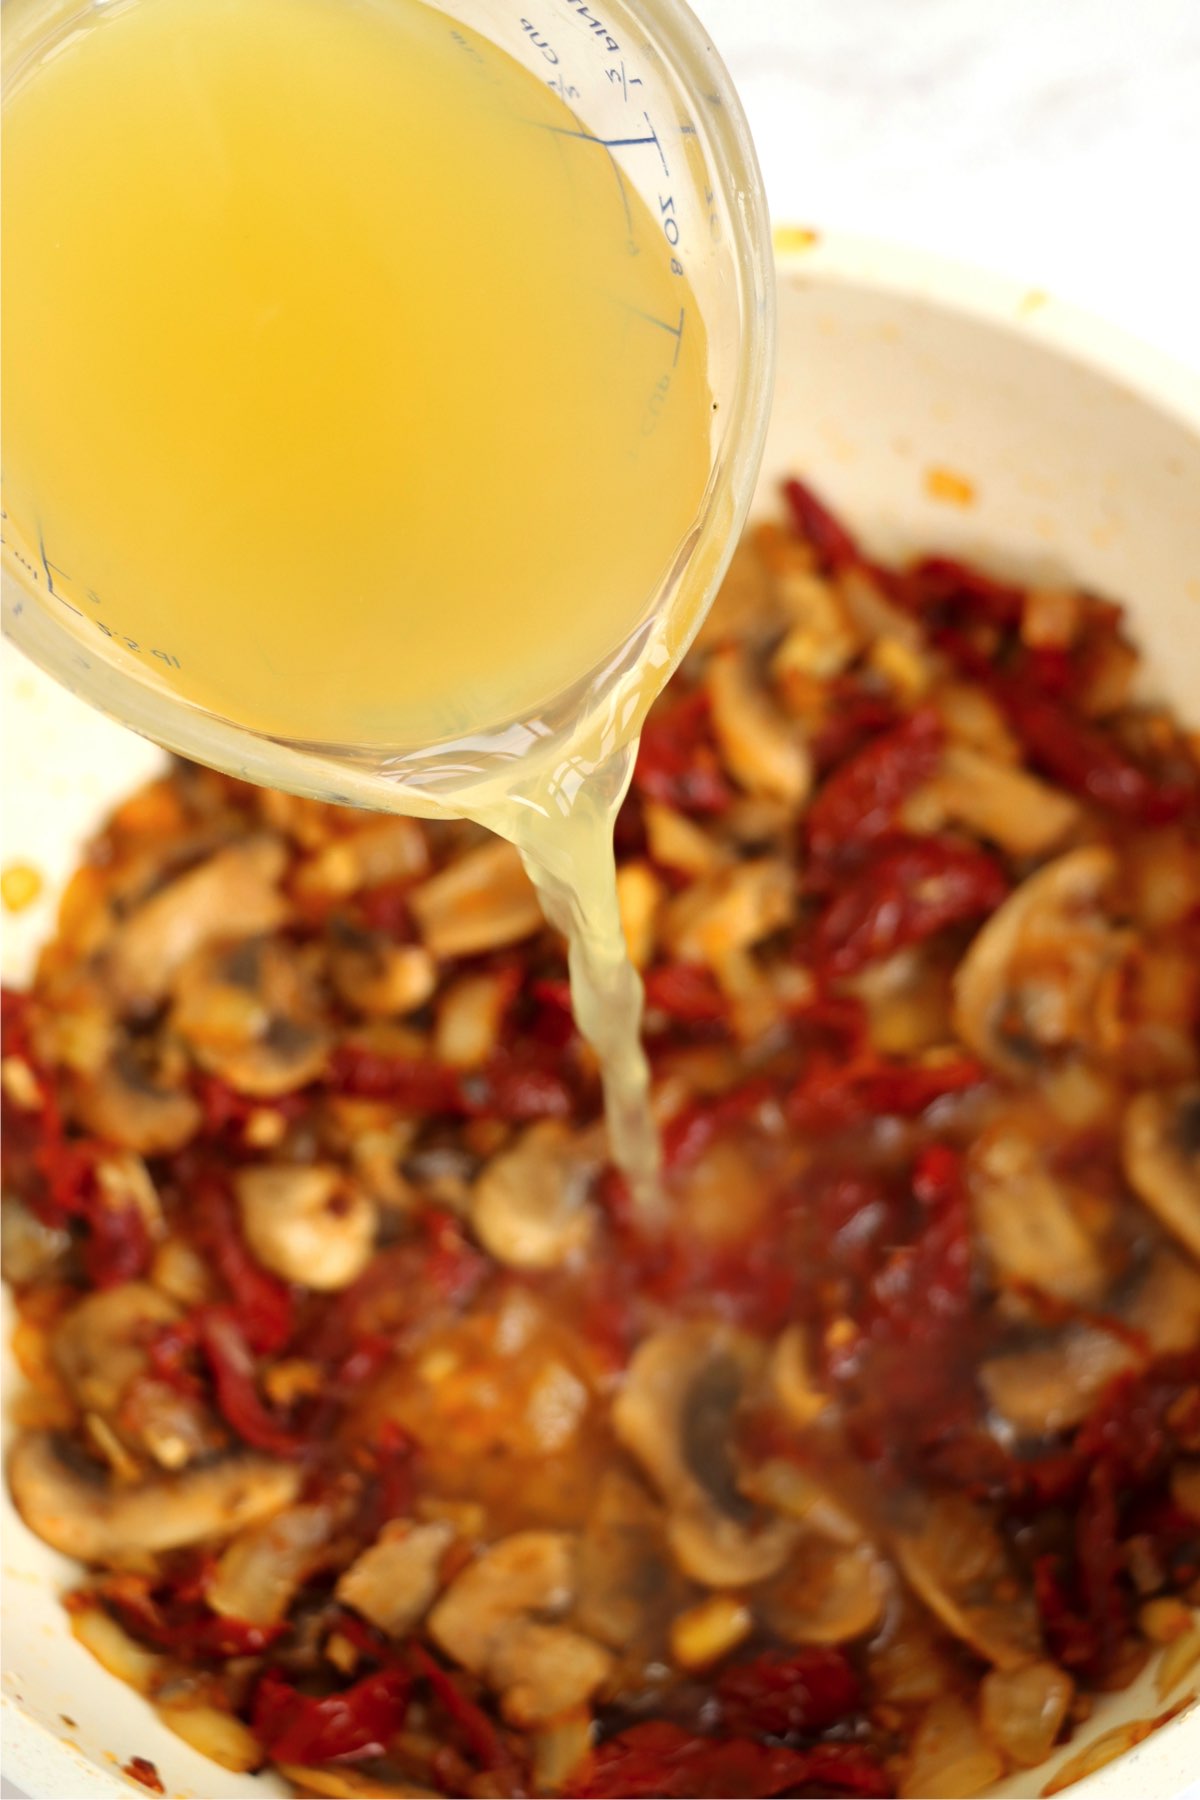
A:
<box><xmin>419</xmin><ymin>1207</ymin><xmax>488</xmax><ymax>1308</ymax></box>
<box><xmin>251</xmin><ymin>1666</ymin><xmax>410</xmax><ymax>1765</ymax></box>
<box><xmin>813</xmin><ymin>835</ymin><xmax>1009</xmax><ymax>975</ymax></box>
<box><xmin>642</xmin><ymin>961</ymin><xmax>730</xmax><ymax>1025</ymax></box>
<box><xmin>409</xmin><ymin>1643</ymin><xmax>522</xmax><ymax>1781</ymax></box>
<box><xmin>810</xmin><ymin>689</ymin><xmax>902</xmax><ymax>777</ymax></box>
<box><xmin>993</xmin><ymin>681</ymin><xmax>1195</xmax><ymax>823</ymax></box>
<box><xmin>716</xmin><ymin>1645</ymin><xmax>861</xmax><ymax>1737</ymax></box>
<box><xmin>633</xmin><ymin>688</ymin><xmax>733</xmax><ymax>816</ymax></box>
<box><xmin>865</xmin><ymin>1145</ymin><xmax>972</xmax><ymax>1340</ymax></box>
<box><xmin>901</xmin><ymin>555</ymin><xmax>1025</xmax><ymax>628</ymax></box>
<box><xmin>782</xmin><ymin>477</ymin><xmax>863</xmax><ymax>573</ymax></box>
<box><xmin>83</xmin><ymin>1201</ymin><xmax>153</xmax><ymax>1289</ymax></box>
<box><xmin>198</xmin><ymin>1308</ymin><xmax>311</xmax><ymax>1458</ymax></box>
<box><xmin>192</xmin><ymin>1177</ymin><xmax>294</xmax><ymax>1356</ymax></box>
<box><xmin>807</xmin><ymin>706</ymin><xmax>945</xmax><ymax>871</ymax></box>
<box><xmin>661</xmin><ymin>1078</ymin><xmax>775</xmax><ymax>1171</ymax></box>
<box><xmin>787</xmin><ymin>1053</ymin><xmax>985</xmax><ymax>1133</ymax></box>
<box><xmin>194</xmin><ymin>1074</ymin><xmax>309</xmax><ymax>1146</ymax></box>
<box><xmin>327</xmin><ymin>1045</ymin><xmax>574</xmax><ymax>1122</ymax></box>
<box><xmin>355</xmin><ymin>877</ymin><xmax>414</xmax><ymax>937</ymax></box>
<box><xmin>101</xmin><ymin>1574</ymin><xmax>287</xmax><ymax>1661</ymax></box>
<box><xmin>935</xmin><ymin>631</ymin><xmax>1195</xmax><ymax>825</ymax></box>
<box><xmin>569</xmin><ymin>1722</ymin><xmax>892</xmax><ymax>1799</ymax></box>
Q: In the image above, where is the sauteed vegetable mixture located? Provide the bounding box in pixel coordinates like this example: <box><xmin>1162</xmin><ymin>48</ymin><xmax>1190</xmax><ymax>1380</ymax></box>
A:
<box><xmin>4</xmin><ymin>482</ymin><xmax>1200</xmax><ymax>1798</ymax></box>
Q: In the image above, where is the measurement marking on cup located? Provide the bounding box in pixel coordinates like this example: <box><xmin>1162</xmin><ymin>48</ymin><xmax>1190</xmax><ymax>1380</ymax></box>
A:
<box><xmin>610</xmin><ymin>299</ymin><xmax>685</xmax><ymax>366</ymax></box>
<box><xmin>544</xmin><ymin>112</ymin><xmax>669</xmax><ymax>177</ymax></box>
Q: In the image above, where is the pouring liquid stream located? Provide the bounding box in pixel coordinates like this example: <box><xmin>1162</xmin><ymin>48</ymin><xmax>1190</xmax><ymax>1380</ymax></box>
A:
<box><xmin>1</xmin><ymin>0</ymin><xmax>723</xmax><ymax>1211</ymax></box>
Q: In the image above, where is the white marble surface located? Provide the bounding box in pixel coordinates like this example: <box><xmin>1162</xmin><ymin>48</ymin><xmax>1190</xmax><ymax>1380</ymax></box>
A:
<box><xmin>3</xmin><ymin>2</ymin><xmax>1198</xmax><ymax>1796</ymax></box>
<box><xmin>699</xmin><ymin>0</ymin><xmax>1200</xmax><ymax>366</ymax></box>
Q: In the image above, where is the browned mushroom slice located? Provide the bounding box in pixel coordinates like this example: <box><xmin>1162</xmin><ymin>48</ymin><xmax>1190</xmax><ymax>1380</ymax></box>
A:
<box><xmin>892</xmin><ymin>1493</ymin><xmax>1042</xmax><ymax>1670</ymax></box>
<box><xmin>9</xmin><ymin>1433</ymin><xmax>302</xmax><ymax>1565</ymax></box>
<box><xmin>952</xmin><ymin>846</ymin><xmax>1123</xmax><ymax>1080</ymax></box>
<box><xmin>427</xmin><ymin>1531</ymin><xmax>613</xmax><ymax>1727</ymax></box>
<box><xmin>335</xmin><ymin>1519</ymin><xmax>455</xmax><ymax>1637</ymax></box>
<box><xmin>410</xmin><ymin>840</ymin><xmax>543</xmax><ymax>958</ymax></box>
<box><xmin>206</xmin><ymin>1501</ymin><xmax>337</xmax><ymax>1625</ymax></box>
<box><xmin>707</xmin><ymin>646</ymin><xmax>812</xmax><ymax>805</ymax></box>
<box><xmin>906</xmin><ymin>744</ymin><xmax>1079</xmax><ymax>858</ymax></box>
<box><xmin>329</xmin><ymin>928</ymin><xmax>437</xmax><ymax>1019</ymax></box>
<box><xmin>234</xmin><ymin>1164</ymin><xmax>377</xmax><ymax>1291</ymax></box>
<box><xmin>980</xmin><ymin>1326</ymin><xmax>1141</xmax><ymax>1439</ymax></box>
<box><xmin>171</xmin><ymin>938</ymin><xmax>329</xmax><ymax>1096</ymax></box>
<box><xmin>758</xmin><ymin>1538</ymin><xmax>889</xmax><ymax>1645</ymax></box>
<box><xmin>969</xmin><ymin>1126</ymin><xmax>1107</xmax><ymax>1304</ymax></box>
<box><xmin>979</xmin><ymin>1662</ymin><xmax>1075</xmax><ymax>1768</ymax></box>
<box><xmin>52</xmin><ymin>1282</ymin><xmax>181</xmax><ymax>1418</ymax></box>
<box><xmin>73</xmin><ymin>1045</ymin><xmax>201</xmax><ymax>1155</ymax></box>
<box><xmin>105</xmin><ymin>836</ymin><xmax>288</xmax><ymax>1010</ymax></box>
<box><xmin>612</xmin><ymin>1322</ymin><xmax>798</xmax><ymax>1587</ymax></box>
<box><xmin>575</xmin><ymin>1470</ymin><xmax>686</xmax><ymax>1653</ymax></box>
<box><xmin>1122</xmin><ymin>1085</ymin><xmax>1200</xmax><ymax>1262</ymax></box>
<box><xmin>291</xmin><ymin>816</ymin><xmax>429</xmax><ymax>905</ymax></box>
<box><xmin>471</xmin><ymin>1120</ymin><xmax>598</xmax><ymax>1271</ymax></box>
<box><xmin>982</xmin><ymin>1247</ymin><xmax>1200</xmax><ymax>1441</ymax></box>
<box><xmin>661</xmin><ymin>859</ymin><xmax>794</xmax><ymax>969</ymax></box>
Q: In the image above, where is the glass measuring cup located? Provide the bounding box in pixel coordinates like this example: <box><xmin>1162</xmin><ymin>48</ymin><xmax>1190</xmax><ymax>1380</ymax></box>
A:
<box><xmin>2</xmin><ymin>0</ymin><xmax>774</xmax><ymax>820</ymax></box>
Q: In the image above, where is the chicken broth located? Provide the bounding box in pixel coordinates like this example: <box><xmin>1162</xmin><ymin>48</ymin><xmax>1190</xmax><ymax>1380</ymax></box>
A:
<box><xmin>4</xmin><ymin>481</ymin><xmax>1200</xmax><ymax>1799</ymax></box>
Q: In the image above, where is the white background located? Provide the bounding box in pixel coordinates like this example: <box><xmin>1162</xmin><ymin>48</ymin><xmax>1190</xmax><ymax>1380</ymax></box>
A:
<box><xmin>700</xmin><ymin>0</ymin><xmax>1200</xmax><ymax>365</ymax></box>
<box><xmin>4</xmin><ymin>1</ymin><xmax>1199</xmax><ymax>1795</ymax></box>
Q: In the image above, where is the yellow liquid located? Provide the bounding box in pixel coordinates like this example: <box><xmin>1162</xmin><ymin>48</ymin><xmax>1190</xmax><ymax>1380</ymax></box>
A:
<box><xmin>2</xmin><ymin>0</ymin><xmax>712</xmax><ymax>749</ymax></box>
<box><xmin>2</xmin><ymin>0</ymin><xmax>724</xmax><ymax>1205</ymax></box>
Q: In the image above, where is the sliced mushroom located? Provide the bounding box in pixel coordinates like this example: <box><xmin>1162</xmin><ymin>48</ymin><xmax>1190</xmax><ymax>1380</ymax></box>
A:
<box><xmin>410</xmin><ymin>840</ymin><xmax>543</xmax><ymax>959</ymax></box>
<box><xmin>771</xmin><ymin>569</ymin><xmax>864</xmax><ymax>680</ymax></box>
<box><xmin>982</xmin><ymin>1247</ymin><xmax>1200</xmax><ymax>1441</ymax></box>
<box><xmin>1</xmin><ymin>1197</ymin><xmax>72</xmax><ymax>1286</ymax></box>
<box><xmin>615</xmin><ymin>862</ymin><xmax>664</xmax><ymax>971</ymax></box>
<box><xmin>53</xmin><ymin>1282</ymin><xmax>181</xmax><ymax>1418</ymax></box>
<box><xmin>435</xmin><ymin>969</ymin><xmax>515</xmax><ymax>1068</ymax></box>
<box><xmin>892</xmin><ymin>1493</ymin><xmax>1042</xmax><ymax>1670</ymax></box>
<box><xmin>335</xmin><ymin>1519</ymin><xmax>455</xmax><ymax>1637</ymax></box>
<box><xmin>292</xmin><ymin>816</ymin><xmax>429</xmax><ymax>905</ymax></box>
<box><xmin>471</xmin><ymin>1121</ymin><xmax>597</xmax><ymax>1271</ymax></box>
<box><xmin>330</xmin><ymin>929</ymin><xmax>437</xmax><ymax>1020</ymax></box>
<box><xmin>979</xmin><ymin>1661</ymin><xmax>1076</xmax><ymax>1768</ymax></box>
<box><xmin>8</xmin><ymin>1433</ymin><xmax>301</xmax><ymax>1565</ymax></box>
<box><xmin>612</xmin><ymin>1322</ymin><xmax>798</xmax><ymax>1588</ymax></box>
<box><xmin>707</xmin><ymin>646</ymin><xmax>812</xmax><ymax>805</ymax></box>
<box><xmin>969</xmin><ymin>1127</ymin><xmax>1107</xmax><ymax>1304</ymax></box>
<box><xmin>73</xmin><ymin>1045</ymin><xmax>202</xmax><ymax>1155</ymax></box>
<box><xmin>661</xmin><ymin>859</ymin><xmax>794</xmax><ymax>969</ymax></box>
<box><xmin>1122</xmin><ymin>1085</ymin><xmax>1200</xmax><ymax>1262</ymax></box>
<box><xmin>644</xmin><ymin>802</ymin><xmax>730</xmax><ymax>879</ymax></box>
<box><xmin>980</xmin><ymin>1325</ymin><xmax>1140</xmax><ymax>1439</ymax></box>
<box><xmin>953</xmin><ymin>846</ymin><xmax>1122</xmax><ymax>1080</ymax></box>
<box><xmin>768</xmin><ymin>1324</ymin><xmax>833</xmax><ymax>1430</ymax></box>
<box><xmin>575</xmin><ymin>1470</ymin><xmax>686</xmax><ymax>1652</ymax></box>
<box><xmin>105</xmin><ymin>836</ymin><xmax>288</xmax><ymax>1010</ymax></box>
<box><xmin>1125</xmin><ymin>1246</ymin><xmax>1200</xmax><ymax>1353</ymax></box>
<box><xmin>171</xmin><ymin>938</ymin><xmax>329</xmax><ymax>1097</ymax></box>
<box><xmin>206</xmin><ymin>1501</ymin><xmax>336</xmax><ymax>1625</ymax></box>
<box><xmin>234</xmin><ymin>1163</ymin><xmax>377</xmax><ymax>1291</ymax></box>
<box><xmin>758</xmin><ymin>1538</ymin><xmax>889</xmax><ymax>1645</ymax></box>
<box><xmin>908</xmin><ymin>744</ymin><xmax>1079</xmax><ymax>858</ymax></box>
<box><xmin>428</xmin><ymin>1531</ymin><xmax>613</xmax><ymax>1727</ymax></box>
